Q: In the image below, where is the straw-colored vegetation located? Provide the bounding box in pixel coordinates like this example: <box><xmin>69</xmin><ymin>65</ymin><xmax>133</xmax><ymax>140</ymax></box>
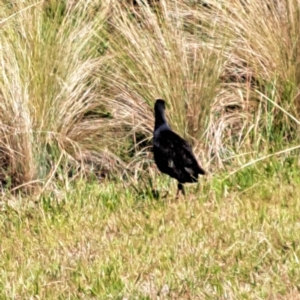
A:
<box><xmin>1</xmin><ymin>0</ymin><xmax>300</xmax><ymax>298</ymax></box>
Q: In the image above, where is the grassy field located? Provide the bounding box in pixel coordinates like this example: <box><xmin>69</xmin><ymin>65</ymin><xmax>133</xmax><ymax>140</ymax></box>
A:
<box><xmin>2</xmin><ymin>161</ymin><xmax>300</xmax><ymax>299</ymax></box>
<box><xmin>1</xmin><ymin>0</ymin><xmax>300</xmax><ymax>298</ymax></box>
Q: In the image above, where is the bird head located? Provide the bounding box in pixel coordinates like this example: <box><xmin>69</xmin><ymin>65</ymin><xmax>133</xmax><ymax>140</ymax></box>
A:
<box><xmin>155</xmin><ymin>99</ymin><xmax>169</xmax><ymax>112</ymax></box>
<box><xmin>155</xmin><ymin>99</ymin><xmax>165</xmax><ymax>108</ymax></box>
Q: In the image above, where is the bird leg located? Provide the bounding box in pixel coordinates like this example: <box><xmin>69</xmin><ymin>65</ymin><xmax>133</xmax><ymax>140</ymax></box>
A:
<box><xmin>176</xmin><ymin>183</ymin><xmax>185</xmax><ymax>198</ymax></box>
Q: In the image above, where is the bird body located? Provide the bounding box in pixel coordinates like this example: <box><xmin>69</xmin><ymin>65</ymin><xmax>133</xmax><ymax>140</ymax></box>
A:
<box><xmin>153</xmin><ymin>99</ymin><xmax>205</xmax><ymax>196</ymax></box>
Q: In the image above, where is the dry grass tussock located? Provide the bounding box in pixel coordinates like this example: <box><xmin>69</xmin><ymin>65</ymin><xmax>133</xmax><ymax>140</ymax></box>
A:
<box><xmin>0</xmin><ymin>0</ymin><xmax>300</xmax><ymax>191</ymax></box>
<box><xmin>0</xmin><ymin>0</ymin><xmax>118</xmax><ymax>191</ymax></box>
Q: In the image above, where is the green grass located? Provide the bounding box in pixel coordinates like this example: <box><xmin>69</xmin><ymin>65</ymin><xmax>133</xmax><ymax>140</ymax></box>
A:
<box><xmin>1</xmin><ymin>162</ymin><xmax>300</xmax><ymax>299</ymax></box>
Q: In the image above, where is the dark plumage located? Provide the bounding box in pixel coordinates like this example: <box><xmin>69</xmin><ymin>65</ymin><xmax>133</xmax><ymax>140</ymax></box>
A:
<box><xmin>153</xmin><ymin>99</ymin><xmax>206</xmax><ymax>197</ymax></box>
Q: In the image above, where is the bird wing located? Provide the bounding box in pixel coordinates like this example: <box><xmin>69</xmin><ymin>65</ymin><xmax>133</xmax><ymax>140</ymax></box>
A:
<box><xmin>154</xmin><ymin>129</ymin><xmax>205</xmax><ymax>181</ymax></box>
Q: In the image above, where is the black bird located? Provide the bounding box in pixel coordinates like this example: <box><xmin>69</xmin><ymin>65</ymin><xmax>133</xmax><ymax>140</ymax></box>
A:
<box><xmin>153</xmin><ymin>99</ymin><xmax>206</xmax><ymax>197</ymax></box>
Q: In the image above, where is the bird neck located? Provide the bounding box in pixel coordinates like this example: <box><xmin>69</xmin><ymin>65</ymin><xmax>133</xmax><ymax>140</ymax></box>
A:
<box><xmin>155</xmin><ymin>107</ymin><xmax>168</xmax><ymax>130</ymax></box>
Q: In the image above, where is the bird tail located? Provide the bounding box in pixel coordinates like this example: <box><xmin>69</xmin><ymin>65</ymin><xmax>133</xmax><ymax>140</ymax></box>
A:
<box><xmin>197</xmin><ymin>165</ymin><xmax>206</xmax><ymax>175</ymax></box>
